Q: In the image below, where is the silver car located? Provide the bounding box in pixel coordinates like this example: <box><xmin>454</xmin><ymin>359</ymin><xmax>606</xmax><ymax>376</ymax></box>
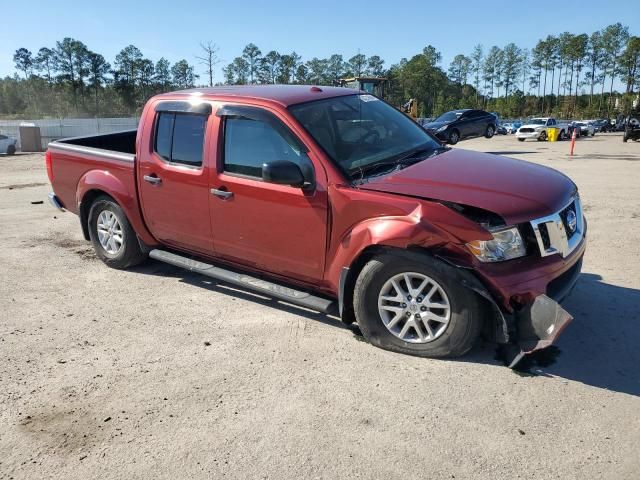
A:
<box><xmin>0</xmin><ymin>134</ymin><xmax>18</xmax><ymax>155</ymax></box>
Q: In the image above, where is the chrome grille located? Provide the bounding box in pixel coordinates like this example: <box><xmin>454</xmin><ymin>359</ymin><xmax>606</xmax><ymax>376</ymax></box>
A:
<box><xmin>530</xmin><ymin>196</ymin><xmax>584</xmax><ymax>258</ymax></box>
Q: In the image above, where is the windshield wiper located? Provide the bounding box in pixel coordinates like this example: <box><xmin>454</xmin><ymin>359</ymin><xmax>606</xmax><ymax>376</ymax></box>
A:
<box><xmin>350</xmin><ymin>144</ymin><xmax>448</xmax><ymax>184</ymax></box>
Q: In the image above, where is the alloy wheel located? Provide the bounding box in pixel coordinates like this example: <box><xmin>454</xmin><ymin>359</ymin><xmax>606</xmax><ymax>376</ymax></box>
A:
<box><xmin>377</xmin><ymin>272</ymin><xmax>451</xmax><ymax>343</ymax></box>
<box><xmin>97</xmin><ymin>210</ymin><xmax>124</xmax><ymax>255</ymax></box>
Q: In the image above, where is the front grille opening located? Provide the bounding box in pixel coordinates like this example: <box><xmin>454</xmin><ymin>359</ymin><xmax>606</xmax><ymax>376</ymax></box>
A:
<box><xmin>539</xmin><ymin>223</ymin><xmax>551</xmax><ymax>250</ymax></box>
<box><xmin>519</xmin><ymin>222</ymin><xmax>538</xmax><ymax>255</ymax></box>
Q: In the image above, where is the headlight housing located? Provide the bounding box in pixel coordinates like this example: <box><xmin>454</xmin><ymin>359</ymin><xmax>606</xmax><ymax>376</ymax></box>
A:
<box><xmin>466</xmin><ymin>226</ymin><xmax>527</xmax><ymax>262</ymax></box>
<box><xmin>437</xmin><ymin>125</ymin><xmax>448</xmax><ymax>132</ymax></box>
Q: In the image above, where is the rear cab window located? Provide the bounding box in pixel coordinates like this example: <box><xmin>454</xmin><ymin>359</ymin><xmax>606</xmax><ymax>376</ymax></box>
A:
<box><xmin>154</xmin><ymin>112</ymin><xmax>207</xmax><ymax>167</ymax></box>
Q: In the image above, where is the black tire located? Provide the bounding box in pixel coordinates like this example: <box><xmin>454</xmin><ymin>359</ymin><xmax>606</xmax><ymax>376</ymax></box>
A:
<box><xmin>558</xmin><ymin>130</ymin><xmax>566</xmax><ymax>141</ymax></box>
<box><xmin>623</xmin><ymin>132</ymin><xmax>628</xmax><ymax>142</ymax></box>
<box><xmin>88</xmin><ymin>196</ymin><xmax>147</xmax><ymax>269</ymax></box>
<box><xmin>518</xmin><ymin>138</ymin><xmax>526</xmax><ymax>142</ymax></box>
<box><xmin>353</xmin><ymin>252</ymin><xmax>483</xmax><ymax>358</ymax></box>
<box><xmin>448</xmin><ymin>129</ymin><xmax>460</xmax><ymax>145</ymax></box>
<box><xmin>538</xmin><ymin>131</ymin><xmax>547</xmax><ymax>141</ymax></box>
<box><xmin>7</xmin><ymin>145</ymin><xmax>16</xmax><ymax>155</ymax></box>
<box><xmin>485</xmin><ymin>124</ymin><xmax>495</xmax><ymax>138</ymax></box>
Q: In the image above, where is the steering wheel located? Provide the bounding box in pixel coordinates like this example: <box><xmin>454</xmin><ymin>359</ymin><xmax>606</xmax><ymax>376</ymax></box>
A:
<box><xmin>361</xmin><ymin>128</ymin><xmax>381</xmax><ymax>145</ymax></box>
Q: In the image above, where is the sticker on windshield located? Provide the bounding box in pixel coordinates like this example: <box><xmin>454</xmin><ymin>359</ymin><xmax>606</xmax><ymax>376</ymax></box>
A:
<box><xmin>360</xmin><ymin>94</ymin><xmax>378</xmax><ymax>102</ymax></box>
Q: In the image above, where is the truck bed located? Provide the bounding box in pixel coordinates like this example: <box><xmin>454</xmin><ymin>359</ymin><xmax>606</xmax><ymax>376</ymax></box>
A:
<box><xmin>55</xmin><ymin>129</ymin><xmax>137</xmax><ymax>155</ymax></box>
<box><xmin>47</xmin><ymin>130</ymin><xmax>140</xmax><ymax>225</ymax></box>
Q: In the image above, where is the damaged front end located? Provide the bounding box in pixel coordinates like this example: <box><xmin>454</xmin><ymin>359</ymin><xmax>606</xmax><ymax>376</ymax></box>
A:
<box><xmin>444</xmin><ymin>251</ymin><xmax>584</xmax><ymax>369</ymax></box>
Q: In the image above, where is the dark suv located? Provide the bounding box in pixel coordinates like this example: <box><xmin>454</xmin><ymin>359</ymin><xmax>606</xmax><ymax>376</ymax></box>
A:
<box><xmin>423</xmin><ymin>109</ymin><xmax>496</xmax><ymax>145</ymax></box>
<box><xmin>623</xmin><ymin>113</ymin><xmax>640</xmax><ymax>142</ymax></box>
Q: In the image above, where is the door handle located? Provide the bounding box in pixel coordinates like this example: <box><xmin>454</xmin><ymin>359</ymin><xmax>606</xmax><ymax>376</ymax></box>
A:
<box><xmin>210</xmin><ymin>188</ymin><xmax>233</xmax><ymax>199</ymax></box>
<box><xmin>143</xmin><ymin>174</ymin><xmax>162</xmax><ymax>185</ymax></box>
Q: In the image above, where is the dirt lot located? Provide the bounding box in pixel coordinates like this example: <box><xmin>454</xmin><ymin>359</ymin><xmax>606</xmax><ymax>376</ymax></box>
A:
<box><xmin>1</xmin><ymin>133</ymin><xmax>639</xmax><ymax>479</ymax></box>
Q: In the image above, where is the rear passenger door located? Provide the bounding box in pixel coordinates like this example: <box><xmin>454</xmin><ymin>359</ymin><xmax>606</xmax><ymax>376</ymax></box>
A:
<box><xmin>138</xmin><ymin>101</ymin><xmax>214</xmax><ymax>255</ymax></box>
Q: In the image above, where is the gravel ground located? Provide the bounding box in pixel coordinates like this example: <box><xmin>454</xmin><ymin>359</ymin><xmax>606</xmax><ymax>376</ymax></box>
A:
<box><xmin>1</xmin><ymin>133</ymin><xmax>639</xmax><ymax>479</ymax></box>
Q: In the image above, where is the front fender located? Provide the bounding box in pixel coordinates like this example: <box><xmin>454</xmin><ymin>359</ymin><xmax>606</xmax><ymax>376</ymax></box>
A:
<box><xmin>325</xmin><ymin>198</ymin><xmax>490</xmax><ymax>292</ymax></box>
<box><xmin>76</xmin><ymin>169</ymin><xmax>156</xmax><ymax>245</ymax></box>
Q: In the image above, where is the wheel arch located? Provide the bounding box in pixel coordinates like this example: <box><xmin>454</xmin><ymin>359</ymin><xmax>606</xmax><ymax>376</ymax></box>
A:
<box><xmin>79</xmin><ymin>189</ymin><xmax>115</xmax><ymax>240</ymax></box>
<box><xmin>76</xmin><ymin>169</ymin><xmax>157</xmax><ymax>246</ymax></box>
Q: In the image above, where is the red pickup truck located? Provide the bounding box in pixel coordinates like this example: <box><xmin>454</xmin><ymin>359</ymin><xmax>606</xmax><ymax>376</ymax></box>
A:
<box><xmin>46</xmin><ymin>86</ymin><xmax>586</xmax><ymax>365</ymax></box>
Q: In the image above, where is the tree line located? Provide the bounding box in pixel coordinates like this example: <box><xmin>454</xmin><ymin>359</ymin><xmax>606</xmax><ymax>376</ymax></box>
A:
<box><xmin>3</xmin><ymin>38</ymin><xmax>198</xmax><ymax>117</ymax></box>
<box><xmin>1</xmin><ymin>22</ymin><xmax>638</xmax><ymax>120</ymax></box>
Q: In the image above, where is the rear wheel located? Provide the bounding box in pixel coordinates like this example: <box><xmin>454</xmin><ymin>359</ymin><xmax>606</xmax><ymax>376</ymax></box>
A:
<box><xmin>448</xmin><ymin>129</ymin><xmax>460</xmax><ymax>145</ymax></box>
<box><xmin>518</xmin><ymin>138</ymin><xmax>526</xmax><ymax>142</ymax></box>
<box><xmin>485</xmin><ymin>125</ymin><xmax>495</xmax><ymax>138</ymax></box>
<box><xmin>88</xmin><ymin>196</ymin><xmax>147</xmax><ymax>269</ymax></box>
<box><xmin>558</xmin><ymin>130</ymin><xmax>566</xmax><ymax>141</ymax></box>
<box><xmin>353</xmin><ymin>252</ymin><xmax>483</xmax><ymax>358</ymax></box>
<box><xmin>7</xmin><ymin>145</ymin><xmax>16</xmax><ymax>155</ymax></box>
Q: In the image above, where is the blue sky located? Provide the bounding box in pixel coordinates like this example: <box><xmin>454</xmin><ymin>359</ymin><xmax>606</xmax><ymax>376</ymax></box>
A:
<box><xmin>2</xmin><ymin>0</ymin><xmax>637</xmax><ymax>87</ymax></box>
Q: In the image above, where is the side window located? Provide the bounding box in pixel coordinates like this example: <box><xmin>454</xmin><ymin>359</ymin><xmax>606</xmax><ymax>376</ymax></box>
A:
<box><xmin>223</xmin><ymin>117</ymin><xmax>311</xmax><ymax>178</ymax></box>
<box><xmin>154</xmin><ymin>112</ymin><xmax>207</xmax><ymax>167</ymax></box>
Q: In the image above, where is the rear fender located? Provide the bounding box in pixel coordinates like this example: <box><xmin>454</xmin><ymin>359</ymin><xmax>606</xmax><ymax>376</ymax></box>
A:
<box><xmin>76</xmin><ymin>169</ymin><xmax>157</xmax><ymax>246</ymax></box>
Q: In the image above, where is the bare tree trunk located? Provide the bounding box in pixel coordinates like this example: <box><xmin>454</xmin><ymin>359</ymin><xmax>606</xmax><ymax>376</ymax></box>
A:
<box><xmin>550</xmin><ymin>67</ymin><xmax>556</xmax><ymax>111</ymax></box>
<box><xmin>542</xmin><ymin>68</ymin><xmax>548</xmax><ymax>113</ymax></box>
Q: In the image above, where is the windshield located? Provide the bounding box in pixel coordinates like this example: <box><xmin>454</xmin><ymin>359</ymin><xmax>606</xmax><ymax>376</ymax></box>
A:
<box><xmin>289</xmin><ymin>94</ymin><xmax>441</xmax><ymax>178</ymax></box>
<box><xmin>528</xmin><ymin>118</ymin><xmax>546</xmax><ymax>125</ymax></box>
<box><xmin>435</xmin><ymin>111</ymin><xmax>464</xmax><ymax>122</ymax></box>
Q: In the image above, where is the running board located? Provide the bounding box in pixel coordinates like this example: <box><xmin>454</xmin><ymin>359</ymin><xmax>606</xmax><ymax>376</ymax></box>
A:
<box><xmin>149</xmin><ymin>249</ymin><xmax>337</xmax><ymax>314</ymax></box>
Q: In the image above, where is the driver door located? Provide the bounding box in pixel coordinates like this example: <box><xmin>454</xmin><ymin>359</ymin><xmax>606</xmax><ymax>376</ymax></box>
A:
<box><xmin>209</xmin><ymin>105</ymin><xmax>329</xmax><ymax>283</ymax></box>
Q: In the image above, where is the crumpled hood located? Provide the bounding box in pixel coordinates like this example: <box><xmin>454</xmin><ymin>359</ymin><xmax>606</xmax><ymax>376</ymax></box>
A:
<box><xmin>358</xmin><ymin>148</ymin><xmax>576</xmax><ymax>225</ymax></box>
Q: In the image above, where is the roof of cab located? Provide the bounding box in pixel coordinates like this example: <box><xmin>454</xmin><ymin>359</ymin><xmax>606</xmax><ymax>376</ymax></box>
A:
<box><xmin>156</xmin><ymin>85</ymin><xmax>358</xmax><ymax>107</ymax></box>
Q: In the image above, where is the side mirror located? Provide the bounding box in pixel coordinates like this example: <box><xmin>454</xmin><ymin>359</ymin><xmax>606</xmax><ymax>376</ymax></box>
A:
<box><xmin>262</xmin><ymin>160</ymin><xmax>306</xmax><ymax>188</ymax></box>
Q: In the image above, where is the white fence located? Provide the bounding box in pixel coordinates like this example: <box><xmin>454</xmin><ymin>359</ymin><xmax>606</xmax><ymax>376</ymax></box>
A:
<box><xmin>0</xmin><ymin>117</ymin><xmax>139</xmax><ymax>151</ymax></box>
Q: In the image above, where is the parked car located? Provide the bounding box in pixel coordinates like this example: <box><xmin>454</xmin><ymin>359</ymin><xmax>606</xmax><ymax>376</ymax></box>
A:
<box><xmin>567</xmin><ymin>122</ymin><xmax>583</xmax><ymax>139</ymax></box>
<box><xmin>0</xmin><ymin>134</ymin><xmax>18</xmax><ymax>155</ymax></box>
<box><xmin>495</xmin><ymin>124</ymin><xmax>508</xmax><ymax>135</ymax></box>
<box><xmin>503</xmin><ymin>122</ymin><xmax>521</xmax><ymax>134</ymax></box>
<box><xmin>623</xmin><ymin>114</ymin><xmax>640</xmax><ymax>142</ymax></box>
<box><xmin>423</xmin><ymin>109</ymin><xmax>497</xmax><ymax>145</ymax></box>
<box><xmin>592</xmin><ymin>119</ymin><xmax>612</xmax><ymax>133</ymax></box>
<box><xmin>45</xmin><ymin>86</ymin><xmax>585</xmax><ymax>365</ymax></box>
<box><xmin>576</xmin><ymin>121</ymin><xmax>595</xmax><ymax>137</ymax></box>
<box><xmin>516</xmin><ymin>117</ymin><xmax>568</xmax><ymax>141</ymax></box>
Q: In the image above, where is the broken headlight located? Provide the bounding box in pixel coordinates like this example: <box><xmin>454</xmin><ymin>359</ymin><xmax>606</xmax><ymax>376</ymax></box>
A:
<box><xmin>466</xmin><ymin>226</ymin><xmax>526</xmax><ymax>262</ymax></box>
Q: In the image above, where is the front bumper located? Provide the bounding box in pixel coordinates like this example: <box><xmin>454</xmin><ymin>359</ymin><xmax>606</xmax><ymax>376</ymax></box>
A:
<box><xmin>472</xmin><ymin>236</ymin><xmax>586</xmax><ymax>366</ymax></box>
<box><xmin>425</xmin><ymin>129</ymin><xmax>449</xmax><ymax>141</ymax></box>
<box><xmin>516</xmin><ymin>130</ymin><xmax>543</xmax><ymax>140</ymax></box>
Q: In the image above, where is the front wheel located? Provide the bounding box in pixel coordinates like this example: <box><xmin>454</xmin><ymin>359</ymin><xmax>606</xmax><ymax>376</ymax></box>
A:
<box><xmin>353</xmin><ymin>252</ymin><xmax>483</xmax><ymax>358</ymax></box>
<box><xmin>448</xmin><ymin>129</ymin><xmax>460</xmax><ymax>145</ymax></box>
<box><xmin>88</xmin><ymin>196</ymin><xmax>147</xmax><ymax>269</ymax></box>
<box><xmin>538</xmin><ymin>131</ymin><xmax>547</xmax><ymax>141</ymax></box>
<box><xmin>6</xmin><ymin>145</ymin><xmax>16</xmax><ymax>155</ymax></box>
